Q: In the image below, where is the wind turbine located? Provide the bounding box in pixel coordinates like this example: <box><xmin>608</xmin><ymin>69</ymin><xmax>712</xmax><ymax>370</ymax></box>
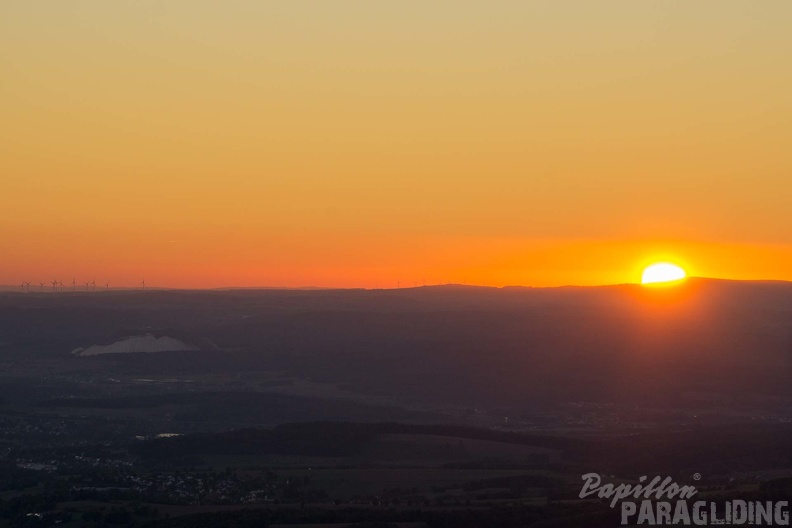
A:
<box><xmin>51</xmin><ymin>280</ymin><xmax>58</xmax><ymax>292</ymax></box>
<box><xmin>71</xmin><ymin>278</ymin><xmax>76</xmax><ymax>292</ymax></box>
<box><xmin>39</xmin><ymin>282</ymin><xmax>45</xmax><ymax>292</ymax></box>
<box><xmin>24</xmin><ymin>281</ymin><xmax>31</xmax><ymax>293</ymax></box>
<box><xmin>83</xmin><ymin>281</ymin><xmax>90</xmax><ymax>291</ymax></box>
<box><xmin>19</xmin><ymin>282</ymin><xmax>25</xmax><ymax>293</ymax></box>
<box><xmin>105</xmin><ymin>281</ymin><xmax>109</xmax><ymax>292</ymax></box>
<box><xmin>140</xmin><ymin>279</ymin><xmax>145</xmax><ymax>291</ymax></box>
<box><xmin>90</xmin><ymin>279</ymin><xmax>96</xmax><ymax>292</ymax></box>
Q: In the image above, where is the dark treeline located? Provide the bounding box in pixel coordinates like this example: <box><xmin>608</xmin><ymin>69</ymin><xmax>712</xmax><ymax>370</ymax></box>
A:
<box><xmin>149</xmin><ymin>502</ymin><xmax>619</xmax><ymax>528</ymax></box>
<box><xmin>132</xmin><ymin>421</ymin><xmax>792</xmax><ymax>477</ymax></box>
<box><xmin>580</xmin><ymin>423</ymin><xmax>792</xmax><ymax>475</ymax></box>
<box><xmin>35</xmin><ymin>391</ymin><xmax>443</xmax><ymax>424</ymax></box>
<box><xmin>457</xmin><ymin>474</ymin><xmax>565</xmax><ymax>492</ymax></box>
<box><xmin>132</xmin><ymin>422</ymin><xmax>576</xmax><ymax>460</ymax></box>
<box><xmin>0</xmin><ymin>461</ymin><xmax>43</xmax><ymax>492</ymax></box>
<box><xmin>153</xmin><ymin>490</ymin><xmax>791</xmax><ymax>528</ymax></box>
<box><xmin>3</xmin><ymin>480</ymin><xmax>791</xmax><ymax>527</ymax></box>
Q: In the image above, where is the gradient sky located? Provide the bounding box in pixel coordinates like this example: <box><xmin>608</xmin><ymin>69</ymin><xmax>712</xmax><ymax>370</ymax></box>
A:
<box><xmin>2</xmin><ymin>1</ymin><xmax>792</xmax><ymax>288</ymax></box>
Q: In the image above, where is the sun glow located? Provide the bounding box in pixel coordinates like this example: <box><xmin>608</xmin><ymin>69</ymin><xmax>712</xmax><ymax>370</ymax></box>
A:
<box><xmin>641</xmin><ymin>263</ymin><xmax>687</xmax><ymax>285</ymax></box>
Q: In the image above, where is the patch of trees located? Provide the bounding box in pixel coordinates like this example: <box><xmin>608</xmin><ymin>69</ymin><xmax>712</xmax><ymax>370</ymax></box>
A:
<box><xmin>0</xmin><ymin>462</ymin><xmax>44</xmax><ymax>492</ymax></box>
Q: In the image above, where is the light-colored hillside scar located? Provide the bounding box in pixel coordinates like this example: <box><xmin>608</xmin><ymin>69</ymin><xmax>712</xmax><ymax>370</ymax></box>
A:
<box><xmin>72</xmin><ymin>334</ymin><xmax>198</xmax><ymax>356</ymax></box>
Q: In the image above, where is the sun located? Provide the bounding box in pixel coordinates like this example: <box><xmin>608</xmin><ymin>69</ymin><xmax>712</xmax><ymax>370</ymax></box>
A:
<box><xmin>641</xmin><ymin>263</ymin><xmax>687</xmax><ymax>285</ymax></box>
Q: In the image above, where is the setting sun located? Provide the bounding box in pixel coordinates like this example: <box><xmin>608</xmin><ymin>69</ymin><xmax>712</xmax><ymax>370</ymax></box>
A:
<box><xmin>641</xmin><ymin>263</ymin><xmax>687</xmax><ymax>285</ymax></box>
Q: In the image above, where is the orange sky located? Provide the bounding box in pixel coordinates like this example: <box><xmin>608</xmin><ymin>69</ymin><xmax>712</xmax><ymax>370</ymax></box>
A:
<box><xmin>2</xmin><ymin>2</ymin><xmax>791</xmax><ymax>288</ymax></box>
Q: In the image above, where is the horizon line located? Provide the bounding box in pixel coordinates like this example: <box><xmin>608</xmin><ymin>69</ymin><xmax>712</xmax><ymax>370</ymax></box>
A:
<box><xmin>2</xmin><ymin>276</ymin><xmax>792</xmax><ymax>294</ymax></box>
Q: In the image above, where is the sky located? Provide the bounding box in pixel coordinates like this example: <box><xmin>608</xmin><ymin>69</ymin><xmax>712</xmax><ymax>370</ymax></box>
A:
<box><xmin>2</xmin><ymin>1</ymin><xmax>792</xmax><ymax>288</ymax></box>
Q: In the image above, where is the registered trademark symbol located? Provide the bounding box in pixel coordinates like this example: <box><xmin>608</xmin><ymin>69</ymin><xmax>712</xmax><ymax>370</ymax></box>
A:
<box><xmin>693</xmin><ymin>473</ymin><xmax>701</xmax><ymax>481</ymax></box>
